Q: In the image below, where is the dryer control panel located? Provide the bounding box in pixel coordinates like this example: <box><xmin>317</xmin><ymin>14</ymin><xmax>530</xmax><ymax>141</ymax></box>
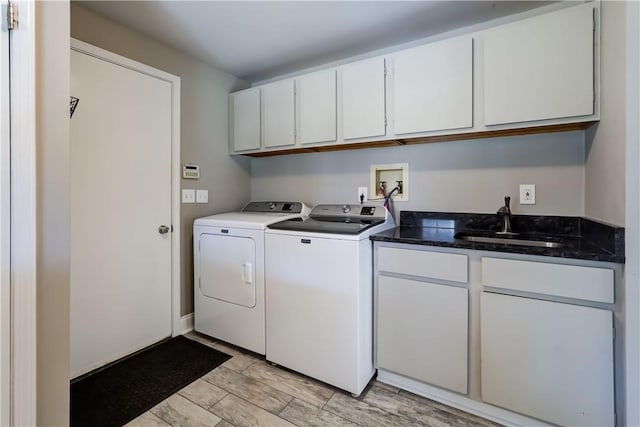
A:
<box><xmin>242</xmin><ymin>201</ymin><xmax>306</xmax><ymax>214</ymax></box>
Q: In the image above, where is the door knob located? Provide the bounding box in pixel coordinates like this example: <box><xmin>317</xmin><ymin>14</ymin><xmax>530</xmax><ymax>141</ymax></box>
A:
<box><xmin>158</xmin><ymin>225</ymin><xmax>170</xmax><ymax>234</ymax></box>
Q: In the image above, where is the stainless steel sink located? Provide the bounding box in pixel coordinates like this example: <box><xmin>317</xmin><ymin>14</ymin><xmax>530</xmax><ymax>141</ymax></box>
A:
<box><xmin>455</xmin><ymin>233</ymin><xmax>564</xmax><ymax>248</ymax></box>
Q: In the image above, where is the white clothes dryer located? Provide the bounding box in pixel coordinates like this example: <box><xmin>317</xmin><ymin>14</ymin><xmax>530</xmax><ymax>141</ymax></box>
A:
<box><xmin>193</xmin><ymin>201</ymin><xmax>310</xmax><ymax>354</ymax></box>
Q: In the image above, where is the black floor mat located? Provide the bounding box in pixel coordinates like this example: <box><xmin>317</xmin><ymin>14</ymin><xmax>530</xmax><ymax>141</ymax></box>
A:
<box><xmin>70</xmin><ymin>335</ymin><xmax>231</xmax><ymax>427</ymax></box>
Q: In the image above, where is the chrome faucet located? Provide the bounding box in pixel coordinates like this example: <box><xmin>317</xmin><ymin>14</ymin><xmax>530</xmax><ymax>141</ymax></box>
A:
<box><xmin>496</xmin><ymin>196</ymin><xmax>515</xmax><ymax>235</ymax></box>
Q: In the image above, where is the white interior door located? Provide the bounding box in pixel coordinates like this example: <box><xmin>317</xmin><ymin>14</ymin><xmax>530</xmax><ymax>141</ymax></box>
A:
<box><xmin>0</xmin><ymin>13</ymin><xmax>10</xmax><ymax>425</ymax></box>
<box><xmin>70</xmin><ymin>48</ymin><xmax>173</xmax><ymax>378</ymax></box>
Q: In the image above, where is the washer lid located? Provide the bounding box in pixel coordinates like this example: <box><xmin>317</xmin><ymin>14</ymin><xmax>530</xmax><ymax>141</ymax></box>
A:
<box><xmin>266</xmin><ymin>203</ymin><xmax>388</xmax><ymax>234</ymax></box>
<box><xmin>268</xmin><ymin>216</ymin><xmax>385</xmax><ymax>235</ymax></box>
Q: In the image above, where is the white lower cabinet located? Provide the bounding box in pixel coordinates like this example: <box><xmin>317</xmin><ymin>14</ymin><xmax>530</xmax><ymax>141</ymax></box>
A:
<box><xmin>481</xmin><ymin>292</ymin><xmax>614</xmax><ymax>427</ymax></box>
<box><xmin>377</xmin><ymin>276</ymin><xmax>468</xmax><ymax>393</ymax></box>
<box><xmin>376</xmin><ymin>246</ymin><xmax>469</xmax><ymax>394</ymax></box>
<box><xmin>375</xmin><ymin>243</ymin><xmax>619</xmax><ymax>427</ymax></box>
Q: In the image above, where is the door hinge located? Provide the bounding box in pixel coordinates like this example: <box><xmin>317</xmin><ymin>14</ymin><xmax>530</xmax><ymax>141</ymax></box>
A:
<box><xmin>6</xmin><ymin>2</ymin><xmax>17</xmax><ymax>30</ymax></box>
<box><xmin>612</xmin><ymin>326</ymin><xmax>616</xmax><ymax>341</ymax></box>
<box><xmin>384</xmin><ymin>62</ymin><xmax>387</xmax><ymax>78</ymax></box>
<box><xmin>293</xmin><ymin>85</ymin><xmax>297</xmax><ymax>139</ymax></box>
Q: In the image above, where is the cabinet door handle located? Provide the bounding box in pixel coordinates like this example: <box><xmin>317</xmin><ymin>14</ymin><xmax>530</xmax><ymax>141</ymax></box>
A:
<box><xmin>301</xmin><ymin>239</ymin><xmax>311</xmax><ymax>244</ymax></box>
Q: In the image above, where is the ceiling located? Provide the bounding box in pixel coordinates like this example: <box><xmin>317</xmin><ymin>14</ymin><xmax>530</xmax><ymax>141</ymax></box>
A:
<box><xmin>76</xmin><ymin>1</ymin><xmax>554</xmax><ymax>83</ymax></box>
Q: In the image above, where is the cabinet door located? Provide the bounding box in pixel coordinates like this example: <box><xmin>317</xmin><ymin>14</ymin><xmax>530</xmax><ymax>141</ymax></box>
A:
<box><xmin>230</xmin><ymin>88</ymin><xmax>261</xmax><ymax>152</ymax></box>
<box><xmin>377</xmin><ymin>276</ymin><xmax>468</xmax><ymax>393</ymax></box>
<box><xmin>481</xmin><ymin>292</ymin><xmax>614</xmax><ymax>427</ymax></box>
<box><xmin>297</xmin><ymin>69</ymin><xmax>337</xmax><ymax>144</ymax></box>
<box><xmin>262</xmin><ymin>79</ymin><xmax>295</xmax><ymax>148</ymax></box>
<box><xmin>483</xmin><ymin>4</ymin><xmax>594</xmax><ymax>125</ymax></box>
<box><xmin>342</xmin><ymin>57</ymin><xmax>386</xmax><ymax>140</ymax></box>
<box><xmin>393</xmin><ymin>37</ymin><xmax>473</xmax><ymax>135</ymax></box>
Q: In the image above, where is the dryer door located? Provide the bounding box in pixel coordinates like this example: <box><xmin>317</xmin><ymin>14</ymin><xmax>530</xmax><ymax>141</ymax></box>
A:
<box><xmin>199</xmin><ymin>233</ymin><xmax>256</xmax><ymax>308</ymax></box>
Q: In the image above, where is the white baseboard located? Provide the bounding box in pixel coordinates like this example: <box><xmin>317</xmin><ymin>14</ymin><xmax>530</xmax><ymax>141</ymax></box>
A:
<box><xmin>377</xmin><ymin>370</ymin><xmax>553</xmax><ymax>427</ymax></box>
<box><xmin>178</xmin><ymin>313</ymin><xmax>194</xmax><ymax>335</ymax></box>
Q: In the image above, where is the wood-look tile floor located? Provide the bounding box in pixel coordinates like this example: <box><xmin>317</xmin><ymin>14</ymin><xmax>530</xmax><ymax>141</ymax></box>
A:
<box><xmin>125</xmin><ymin>332</ymin><xmax>502</xmax><ymax>427</ymax></box>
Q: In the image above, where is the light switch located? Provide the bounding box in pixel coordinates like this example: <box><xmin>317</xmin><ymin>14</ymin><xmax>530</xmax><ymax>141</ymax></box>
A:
<box><xmin>182</xmin><ymin>189</ymin><xmax>195</xmax><ymax>204</ymax></box>
<box><xmin>196</xmin><ymin>189</ymin><xmax>209</xmax><ymax>204</ymax></box>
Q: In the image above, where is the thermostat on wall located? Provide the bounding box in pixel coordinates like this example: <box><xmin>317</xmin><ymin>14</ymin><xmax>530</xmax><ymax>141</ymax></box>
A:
<box><xmin>182</xmin><ymin>164</ymin><xmax>200</xmax><ymax>179</ymax></box>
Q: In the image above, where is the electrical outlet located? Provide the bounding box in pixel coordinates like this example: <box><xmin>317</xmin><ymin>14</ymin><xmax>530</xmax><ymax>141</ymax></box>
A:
<box><xmin>357</xmin><ymin>187</ymin><xmax>368</xmax><ymax>204</ymax></box>
<box><xmin>520</xmin><ymin>184</ymin><xmax>536</xmax><ymax>205</ymax></box>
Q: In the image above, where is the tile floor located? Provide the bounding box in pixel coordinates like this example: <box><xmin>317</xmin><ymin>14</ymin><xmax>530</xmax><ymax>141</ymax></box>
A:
<box><xmin>125</xmin><ymin>332</ymin><xmax>502</xmax><ymax>427</ymax></box>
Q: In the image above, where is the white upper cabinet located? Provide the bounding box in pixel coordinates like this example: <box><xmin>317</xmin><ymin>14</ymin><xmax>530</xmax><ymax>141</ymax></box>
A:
<box><xmin>393</xmin><ymin>37</ymin><xmax>473</xmax><ymax>135</ymax></box>
<box><xmin>483</xmin><ymin>4</ymin><xmax>595</xmax><ymax>126</ymax></box>
<box><xmin>297</xmin><ymin>69</ymin><xmax>337</xmax><ymax>144</ymax></box>
<box><xmin>228</xmin><ymin>3</ymin><xmax>599</xmax><ymax>155</ymax></box>
<box><xmin>341</xmin><ymin>57</ymin><xmax>386</xmax><ymax>140</ymax></box>
<box><xmin>230</xmin><ymin>87</ymin><xmax>261</xmax><ymax>152</ymax></box>
<box><xmin>262</xmin><ymin>79</ymin><xmax>295</xmax><ymax>148</ymax></box>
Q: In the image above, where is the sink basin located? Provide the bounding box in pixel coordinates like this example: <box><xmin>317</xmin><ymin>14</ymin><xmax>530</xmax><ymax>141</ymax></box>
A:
<box><xmin>454</xmin><ymin>233</ymin><xmax>564</xmax><ymax>249</ymax></box>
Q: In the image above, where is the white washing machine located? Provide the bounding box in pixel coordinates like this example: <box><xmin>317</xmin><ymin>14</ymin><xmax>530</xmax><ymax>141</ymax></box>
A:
<box><xmin>265</xmin><ymin>203</ymin><xmax>395</xmax><ymax>396</ymax></box>
<box><xmin>193</xmin><ymin>201</ymin><xmax>310</xmax><ymax>354</ymax></box>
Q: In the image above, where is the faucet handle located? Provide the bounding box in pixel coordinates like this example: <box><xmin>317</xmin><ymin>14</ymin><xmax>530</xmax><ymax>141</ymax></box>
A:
<box><xmin>504</xmin><ymin>196</ymin><xmax>511</xmax><ymax>208</ymax></box>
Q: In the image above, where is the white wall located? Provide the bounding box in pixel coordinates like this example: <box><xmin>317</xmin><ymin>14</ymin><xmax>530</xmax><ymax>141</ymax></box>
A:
<box><xmin>624</xmin><ymin>1</ymin><xmax>640</xmax><ymax>425</ymax></box>
<box><xmin>585</xmin><ymin>1</ymin><xmax>627</xmax><ymax>226</ymax></box>
<box><xmin>252</xmin><ymin>132</ymin><xmax>586</xmax><ymax>219</ymax></box>
<box><xmin>71</xmin><ymin>5</ymin><xmax>251</xmax><ymax>315</ymax></box>
<box><xmin>36</xmin><ymin>1</ymin><xmax>70</xmax><ymax>425</ymax></box>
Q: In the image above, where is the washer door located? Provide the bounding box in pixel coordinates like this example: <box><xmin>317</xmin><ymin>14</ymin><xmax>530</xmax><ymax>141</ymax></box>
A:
<box><xmin>199</xmin><ymin>233</ymin><xmax>256</xmax><ymax>308</ymax></box>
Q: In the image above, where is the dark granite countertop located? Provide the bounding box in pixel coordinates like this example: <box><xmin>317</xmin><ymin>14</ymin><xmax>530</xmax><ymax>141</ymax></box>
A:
<box><xmin>371</xmin><ymin>211</ymin><xmax>625</xmax><ymax>263</ymax></box>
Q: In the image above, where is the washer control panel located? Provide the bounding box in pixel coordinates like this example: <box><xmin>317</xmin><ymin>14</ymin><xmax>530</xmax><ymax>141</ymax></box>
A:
<box><xmin>310</xmin><ymin>204</ymin><xmax>386</xmax><ymax>221</ymax></box>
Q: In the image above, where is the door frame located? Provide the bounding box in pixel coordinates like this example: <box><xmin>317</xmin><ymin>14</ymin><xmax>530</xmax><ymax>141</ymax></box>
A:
<box><xmin>10</xmin><ymin>0</ymin><xmax>36</xmax><ymax>424</ymax></box>
<box><xmin>70</xmin><ymin>38</ymin><xmax>182</xmax><ymax>340</ymax></box>
<box><xmin>0</xmin><ymin>1</ymin><xmax>11</xmax><ymax>425</ymax></box>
